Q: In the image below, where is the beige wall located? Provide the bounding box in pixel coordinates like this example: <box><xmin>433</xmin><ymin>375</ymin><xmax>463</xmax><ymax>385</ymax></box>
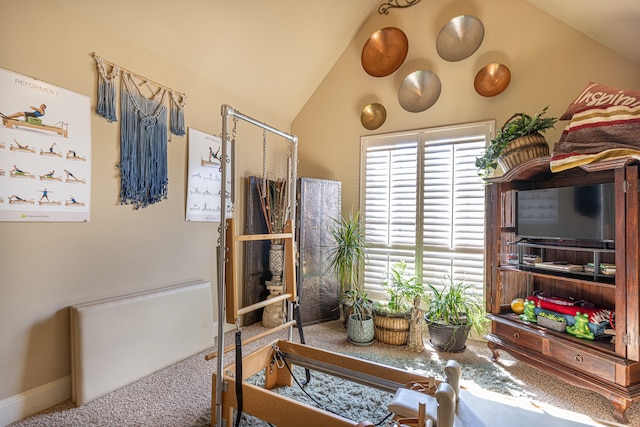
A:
<box><xmin>293</xmin><ymin>0</ymin><xmax>640</xmax><ymax>211</ymax></box>
<box><xmin>0</xmin><ymin>0</ymin><xmax>289</xmax><ymax>417</ymax></box>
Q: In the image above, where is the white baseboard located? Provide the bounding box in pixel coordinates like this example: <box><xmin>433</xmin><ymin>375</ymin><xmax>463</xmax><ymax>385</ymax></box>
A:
<box><xmin>0</xmin><ymin>376</ymin><xmax>71</xmax><ymax>427</ymax></box>
<box><xmin>1</xmin><ymin>320</ymin><xmax>223</xmax><ymax>427</ymax></box>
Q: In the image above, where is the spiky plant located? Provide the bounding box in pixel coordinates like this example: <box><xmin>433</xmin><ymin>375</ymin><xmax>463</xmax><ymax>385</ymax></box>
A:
<box><xmin>327</xmin><ymin>211</ymin><xmax>368</xmax><ymax>295</ymax></box>
<box><xmin>424</xmin><ymin>276</ymin><xmax>488</xmax><ymax>335</ymax></box>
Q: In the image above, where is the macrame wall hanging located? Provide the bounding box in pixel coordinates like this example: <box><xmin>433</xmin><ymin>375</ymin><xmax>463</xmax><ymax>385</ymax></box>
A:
<box><xmin>93</xmin><ymin>54</ymin><xmax>187</xmax><ymax>209</ymax></box>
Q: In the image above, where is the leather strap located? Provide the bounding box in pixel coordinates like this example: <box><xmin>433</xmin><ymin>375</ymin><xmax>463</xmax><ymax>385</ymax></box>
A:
<box><xmin>294</xmin><ymin>303</ymin><xmax>311</xmax><ymax>384</ymax></box>
<box><xmin>234</xmin><ymin>330</ymin><xmax>243</xmax><ymax>427</ymax></box>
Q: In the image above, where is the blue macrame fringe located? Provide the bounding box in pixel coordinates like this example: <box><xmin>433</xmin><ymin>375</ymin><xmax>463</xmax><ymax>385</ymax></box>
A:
<box><xmin>170</xmin><ymin>92</ymin><xmax>186</xmax><ymax>136</ymax></box>
<box><xmin>97</xmin><ymin>78</ymin><xmax>118</xmax><ymax>122</ymax></box>
<box><xmin>95</xmin><ymin>57</ymin><xmax>119</xmax><ymax>122</ymax></box>
<box><xmin>119</xmin><ymin>72</ymin><xmax>169</xmax><ymax>209</ymax></box>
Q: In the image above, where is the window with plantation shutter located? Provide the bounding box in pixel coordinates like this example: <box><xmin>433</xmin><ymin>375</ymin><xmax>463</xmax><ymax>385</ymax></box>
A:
<box><xmin>360</xmin><ymin>122</ymin><xmax>493</xmax><ymax>301</ymax></box>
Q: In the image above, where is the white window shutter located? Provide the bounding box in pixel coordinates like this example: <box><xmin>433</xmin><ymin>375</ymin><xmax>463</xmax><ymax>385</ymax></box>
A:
<box><xmin>363</xmin><ymin>140</ymin><xmax>418</xmax><ymax>297</ymax></box>
<box><xmin>361</xmin><ymin>122</ymin><xmax>491</xmax><ymax>300</ymax></box>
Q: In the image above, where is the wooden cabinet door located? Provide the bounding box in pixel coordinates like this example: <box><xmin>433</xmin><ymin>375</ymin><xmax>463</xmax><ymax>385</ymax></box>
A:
<box><xmin>484</xmin><ymin>183</ymin><xmax>502</xmax><ymax>314</ymax></box>
<box><xmin>623</xmin><ymin>166</ymin><xmax>640</xmax><ymax>361</ymax></box>
<box><xmin>296</xmin><ymin>177</ymin><xmax>342</xmax><ymax>325</ymax></box>
<box><xmin>244</xmin><ymin>176</ymin><xmax>342</xmax><ymax>326</ymax></box>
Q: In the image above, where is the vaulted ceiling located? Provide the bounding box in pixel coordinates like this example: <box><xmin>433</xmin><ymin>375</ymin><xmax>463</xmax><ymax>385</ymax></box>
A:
<box><xmin>62</xmin><ymin>0</ymin><xmax>639</xmax><ymax>124</ymax></box>
<box><xmin>523</xmin><ymin>0</ymin><xmax>640</xmax><ymax>66</ymax></box>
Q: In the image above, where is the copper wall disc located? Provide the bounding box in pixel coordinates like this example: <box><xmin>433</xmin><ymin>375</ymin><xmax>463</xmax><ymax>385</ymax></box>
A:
<box><xmin>361</xmin><ymin>27</ymin><xmax>409</xmax><ymax>77</ymax></box>
<box><xmin>474</xmin><ymin>63</ymin><xmax>511</xmax><ymax>97</ymax></box>
<box><xmin>398</xmin><ymin>70</ymin><xmax>441</xmax><ymax>113</ymax></box>
<box><xmin>436</xmin><ymin>15</ymin><xmax>484</xmax><ymax>62</ymax></box>
<box><xmin>361</xmin><ymin>103</ymin><xmax>387</xmax><ymax>130</ymax></box>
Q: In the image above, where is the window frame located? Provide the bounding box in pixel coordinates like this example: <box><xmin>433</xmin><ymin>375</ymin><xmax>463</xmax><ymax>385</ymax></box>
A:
<box><xmin>359</xmin><ymin>120</ymin><xmax>494</xmax><ymax>302</ymax></box>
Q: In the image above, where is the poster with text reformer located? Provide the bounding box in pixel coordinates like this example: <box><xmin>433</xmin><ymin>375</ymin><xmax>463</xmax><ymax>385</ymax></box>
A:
<box><xmin>186</xmin><ymin>128</ymin><xmax>232</xmax><ymax>222</ymax></box>
<box><xmin>0</xmin><ymin>68</ymin><xmax>91</xmax><ymax>222</ymax></box>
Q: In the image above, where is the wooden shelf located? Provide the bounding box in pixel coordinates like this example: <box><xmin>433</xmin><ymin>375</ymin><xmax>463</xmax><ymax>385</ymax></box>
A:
<box><xmin>498</xmin><ymin>265</ymin><xmax>615</xmax><ymax>287</ymax></box>
<box><xmin>485</xmin><ymin>156</ymin><xmax>638</xmax><ymax>184</ymax></box>
<box><xmin>505</xmin><ymin>241</ymin><xmax>616</xmax><ymax>286</ymax></box>
<box><xmin>484</xmin><ymin>162</ymin><xmax>640</xmax><ymax>423</ymax></box>
<box><xmin>490</xmin><ymin>313</ymin><xmax>617</xmax><ymax>354</ymax></box>
<box><xmin>486</xmin><ymin>157</ymin><xmax>553</xmax><ymax>183</ymax></box>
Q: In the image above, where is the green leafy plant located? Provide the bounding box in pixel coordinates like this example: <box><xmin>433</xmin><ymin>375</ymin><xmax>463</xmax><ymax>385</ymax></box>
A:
<box><xmin>424</xmin><ymin>276</ymin><xmax>488</xmax><ymax>335</ymax></box>
<box><xmin>327</xmin><ymin>211</ymin><xmax>368</xmax><ymax>295</ymax></box>
<box><xmin>373</xmin><ymin>260</ymin><xmax>423</xmax><ymax>315</ymax></box>
<box><xmin>342</xmin><ymin>288</ymin><xmax>373</xmax><ymax>321</ymax></box>
<box><xmin>475</xmin><ymin>106</ymin><xmax>558</xmax><ymax>178</ymax></box>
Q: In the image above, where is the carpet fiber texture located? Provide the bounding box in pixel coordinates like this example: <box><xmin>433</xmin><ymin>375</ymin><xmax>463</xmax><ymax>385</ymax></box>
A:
<box><xmin>9</xmin><ymin>320</ymin><xmax>640</xmax><ymax>426</ymax></box>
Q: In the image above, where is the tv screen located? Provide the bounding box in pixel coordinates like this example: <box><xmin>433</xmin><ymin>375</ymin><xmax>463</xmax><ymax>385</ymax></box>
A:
<box><xmin>516</xmin><ymin>183</ymin><xmax>616</xmax><ymax>242</ymax></box>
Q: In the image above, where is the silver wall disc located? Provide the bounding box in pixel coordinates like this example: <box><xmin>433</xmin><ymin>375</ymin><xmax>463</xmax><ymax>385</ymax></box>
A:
<box><xmin>436</xmin><ymin>15</ymin><xmax>484</xmax><ymax>62</ymax></box>
<box><xmin>398</xmin><ymin>70</ymin><xmax>441</xmax><ymax>113</ymax></box>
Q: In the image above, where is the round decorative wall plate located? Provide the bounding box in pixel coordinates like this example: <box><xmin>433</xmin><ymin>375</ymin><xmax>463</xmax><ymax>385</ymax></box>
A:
<box><xmin>474</xmin><ymin>63</ymin><xmax>511</xmax><ymax>97</ymax></box>
<box><xmin>436</xmin><ymin>15</ymin><xmax>484</xmax><ymax>62</ymax></box>
<box><xmin>360</xmin><ymin>103</ymin><xmax>387</xmax><ymax>130</ymax></box>
<box><xmin>361</xmin><ymin>27</ymin><xmax>409</xmax><ymax>77</ymax></box>
<box><xmin>398</xmin><ymin>70</ymin><xmax>441</xmax><ymax>113</ymax></box>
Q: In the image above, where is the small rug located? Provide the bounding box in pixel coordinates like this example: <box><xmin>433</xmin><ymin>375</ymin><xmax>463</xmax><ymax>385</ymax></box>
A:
<box><xmin>192</xmin><ymin>344</ymin><xmax>531</xmax><ymax>426</ymax></box>
<box><xmin>202</xmin><ymin>366</ymin><xmax>396</xmax><ymax>427</ymax></box>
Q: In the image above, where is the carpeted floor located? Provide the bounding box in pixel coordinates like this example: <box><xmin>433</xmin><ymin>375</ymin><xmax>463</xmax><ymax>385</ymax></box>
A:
<box><xmin>9</xmin><ymin>320</ymin><xmax>639</xmax><ymax>426</ymax></box>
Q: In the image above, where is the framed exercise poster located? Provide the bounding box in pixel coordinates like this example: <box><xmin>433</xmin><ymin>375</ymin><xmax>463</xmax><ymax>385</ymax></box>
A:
<box><xmin>0</xmin><ymin>67</ymin><xmax>91</xmax><ymax>222</ymax></box>
<box><xmin>185</xmin><ymin>127</ymin><xmax>232</xmax><ymax>222</ymax></box>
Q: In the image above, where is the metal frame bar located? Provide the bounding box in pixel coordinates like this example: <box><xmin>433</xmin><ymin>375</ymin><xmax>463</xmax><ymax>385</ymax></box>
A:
<box><xmin>215</xmin><ymin>104</ymin><xmax>298</xmax><ymax>427</ymax></box>
<box><xmin>212</xmin><ymin>105</ymin><xmax>438</xmax><ymax>426</ymax></box>
<box><xmin>280</xmin><ymin>353</ymin><xmax>406</xmax><ymax>393</ymax></box>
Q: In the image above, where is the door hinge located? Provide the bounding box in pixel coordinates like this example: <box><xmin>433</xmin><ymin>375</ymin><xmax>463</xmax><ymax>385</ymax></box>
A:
<box><xmin>623</xmin><ymin>180</ymin><xmax>631</xmax><ymax>193</ymax></box>
<box><xmin>622</xmin><ymin>333</ymin><xmax>638</xmax><ymax>346</ymax></box>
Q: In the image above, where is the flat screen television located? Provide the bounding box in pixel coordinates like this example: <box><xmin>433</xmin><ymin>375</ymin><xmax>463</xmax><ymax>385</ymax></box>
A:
<box><xmin>515</xmin><ymin>183</ymin><xmax>616</xmax><ymax>243</ymax></box>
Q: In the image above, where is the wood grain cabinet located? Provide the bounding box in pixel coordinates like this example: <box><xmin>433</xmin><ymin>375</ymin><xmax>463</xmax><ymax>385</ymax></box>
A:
<box><xmin>296</xmin><ymin>177</ymin><xmax>341</xmax><ymax>325</ymax></box>
<box><xmin>243</xmin><ymin>177</ymin><xmax>341</xmax><ymax>326</ymax></box>
<box><xmin>483</xmin><ymin>158</ymin><xmax>640</xmax><ymax>423</ymax></box>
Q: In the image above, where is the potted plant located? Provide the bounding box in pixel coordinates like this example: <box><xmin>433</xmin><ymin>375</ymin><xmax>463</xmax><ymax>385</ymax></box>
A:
<box><xmin>424</xmin><ymin>276</ymin><xmax>488</xmax><ymax>352</ymax></box>
<box><xmin>475</xmin><ymin>106</ymin><xmax>558</xmax><ymax>178</ymax></box>
<box><xmin>373</xmin><ymin>260</ymin><xmax>423</xmax><ymax>345</ymax></box>
<box><xmin>326</xmin><ymin>211</ymin><xmax>368</xmax><ymax>318</ymax></box>
<box><xmin>343</xmin><ymin>288</ymin><xmax>375</xmax><ymax>345</ymax></box>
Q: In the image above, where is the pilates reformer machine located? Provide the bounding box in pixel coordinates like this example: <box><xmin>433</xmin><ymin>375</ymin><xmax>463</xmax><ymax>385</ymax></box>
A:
<box><xmin>206</xmin><ymin>105</ymin><xmax>453</xmax><ymax>427</ymax></box>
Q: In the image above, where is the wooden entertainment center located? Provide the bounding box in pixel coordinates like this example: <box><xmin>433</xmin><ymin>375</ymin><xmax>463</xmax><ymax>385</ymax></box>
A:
<box><xmin>483</xmin><ymin>156</ymin><xmax>640</xmax><ymax>423</ymax></box>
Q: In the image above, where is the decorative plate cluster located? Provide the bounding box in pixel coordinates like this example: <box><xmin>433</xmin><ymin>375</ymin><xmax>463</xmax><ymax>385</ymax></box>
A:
<box><xmin>360</xmin><ymin>13</ymin><xmax>511</xmax><ymax>130</ymax></box>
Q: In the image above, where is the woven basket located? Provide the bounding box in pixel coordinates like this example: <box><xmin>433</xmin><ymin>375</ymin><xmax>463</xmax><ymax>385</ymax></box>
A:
<box><xmin>373</xmin><ymin>311</ymin><xmax>410</xmax><ymax>345</ymax></box>
<box><xmin>498</xmin><ymin>133</ymin><xmax>549</xmax><ymax>172</ymax></box>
